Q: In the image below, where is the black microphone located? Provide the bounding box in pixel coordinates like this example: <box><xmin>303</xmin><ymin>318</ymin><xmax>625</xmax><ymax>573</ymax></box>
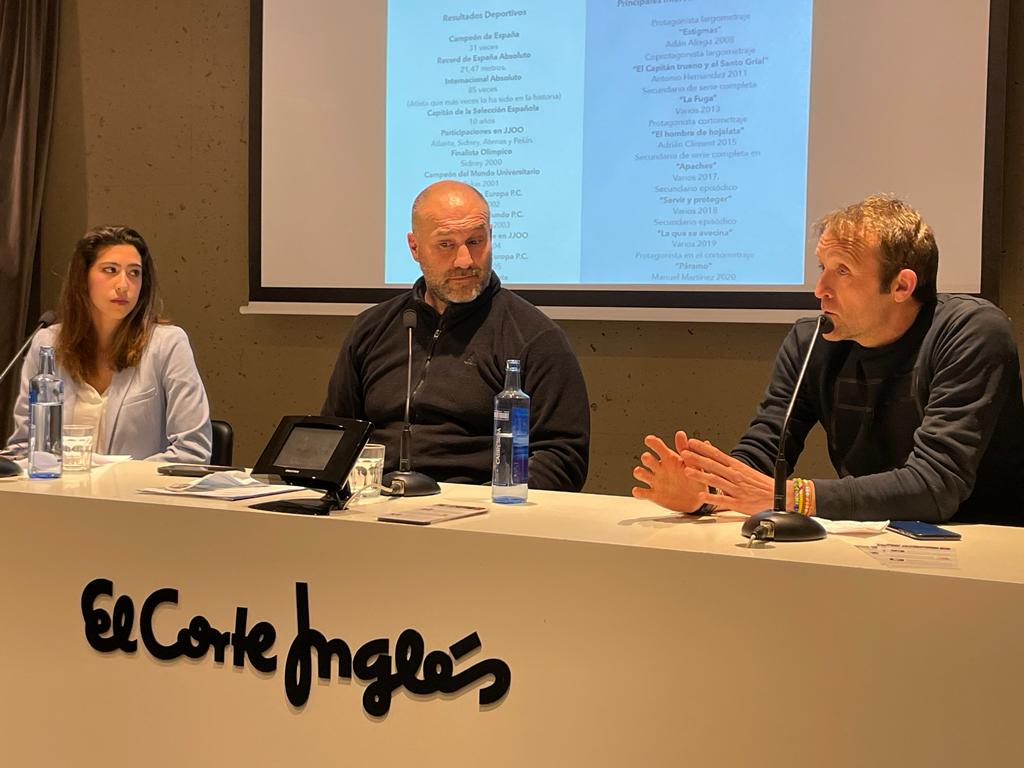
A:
<box><xmin>0</xmin><ymin>310</ymin><xmax>56</xmax><ymax>386</ymax></box>
<box><xmin>0</xmin><ymin>311</ymin><xmax>57</xmax><ymax>477</ymax></box>
<box><xmin>380</xmin><ymin>308</ymin><xmax>440</xmax><ymax>497</ymax></box>
<box><xmin>742</xmin><ymin>314</ymin><xmax>833</xmax><ymax>544</ymax></box>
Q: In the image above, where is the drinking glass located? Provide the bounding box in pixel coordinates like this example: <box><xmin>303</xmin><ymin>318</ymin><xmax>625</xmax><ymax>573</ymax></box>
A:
<box><xmin>62</xmin><ymin>424</ymin><xmax>95</xmax><ymax>472</ymax></box>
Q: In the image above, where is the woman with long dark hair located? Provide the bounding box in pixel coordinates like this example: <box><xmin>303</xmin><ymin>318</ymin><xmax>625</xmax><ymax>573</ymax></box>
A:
<box><xmin>7</xmin><ymin>226</ymin><xmax>211</xmax><ymax>461</ymax></box>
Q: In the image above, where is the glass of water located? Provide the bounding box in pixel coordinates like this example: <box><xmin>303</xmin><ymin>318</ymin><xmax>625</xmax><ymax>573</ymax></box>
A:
<box><xmin>347</xmin><ymin>443</ymin><xmax>385</xmax><ymax>501</ymax></box>
<box><xmin>62</xmin><ymin>424</ymin><xmax>95</xmax><ymax>472</ymax></box>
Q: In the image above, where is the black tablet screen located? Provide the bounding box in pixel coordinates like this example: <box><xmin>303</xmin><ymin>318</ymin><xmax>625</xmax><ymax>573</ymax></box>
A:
<box><xmin>275</xmin><ymin>426</ymin><xmax>345</xmax><ymax>471</ymax></box>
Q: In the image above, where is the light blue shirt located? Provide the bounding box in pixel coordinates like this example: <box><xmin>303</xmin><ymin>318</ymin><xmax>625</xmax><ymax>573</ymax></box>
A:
<box><xmin>7</xmin><ymin>324</ymin><xmax>212</xmax><ymax>462</ymax></box>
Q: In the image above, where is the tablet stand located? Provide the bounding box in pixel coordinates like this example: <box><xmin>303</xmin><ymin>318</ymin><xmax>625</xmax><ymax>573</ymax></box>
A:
<box><xmin>250</xmin><ymin>484</ymin><xmax>352</xmax><ymax>516</ymax></box>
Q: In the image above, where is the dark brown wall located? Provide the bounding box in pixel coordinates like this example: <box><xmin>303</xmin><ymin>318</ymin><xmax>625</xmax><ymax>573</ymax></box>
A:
<box><xmin>38</xmin><ymin>1</ymin><xmax>1023</xmax><ymax>494</ymax></box>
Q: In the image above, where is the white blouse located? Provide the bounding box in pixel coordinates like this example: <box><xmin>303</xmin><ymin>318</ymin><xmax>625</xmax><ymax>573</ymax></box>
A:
<box><xmin>71</xmin><ymin>382</ymin><xmax>108</xmax><ymax>445</ymax></box>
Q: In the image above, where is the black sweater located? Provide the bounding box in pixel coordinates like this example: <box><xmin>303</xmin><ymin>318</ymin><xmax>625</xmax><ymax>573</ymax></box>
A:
<box><xmin>732</xmin><ymin>295</ymin><xmax>1024</xmax><ymax>524</ymax></box>
<box><xmin>321</xmin><ymin>274</ymin><xmax>590</xmax><ymax>491</ymax></box>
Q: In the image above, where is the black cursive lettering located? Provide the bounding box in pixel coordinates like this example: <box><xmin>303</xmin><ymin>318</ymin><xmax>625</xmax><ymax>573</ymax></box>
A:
<box><xmin>139</xmin><ymin>587</ymin><xmax>181</xmax><ymax>660</ymax></box>
<box><xmin>284</xmin><ymin>582</ymin><xmax>353</xmax><ymax>707</ymax></box>
<box><xmin>353</xmin><ymin>637</ymin><xmax>397</xmax><ymax>717</ymax></box>
<box><xmin>81</xmin><ymin>577</ymin><xmax>137</xmax><ymax>653</ymax></box>
<box><xmin>82</xmin><ymin>579</ymin><xmax>510</xmax><ymax>714</ymax></box>
<box><xmin>232</xmin><ymin>606</ymin><xmax>277</xmax><ymax>673</ymax></box>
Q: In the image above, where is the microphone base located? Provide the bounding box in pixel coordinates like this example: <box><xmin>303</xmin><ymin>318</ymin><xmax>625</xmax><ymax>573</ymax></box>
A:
<box><xmin>741</xmin><ymin>510</ymin><xmax>827</xmax><ymax>543</ymax></box>
<box><xmin>0</xmin><ymin>457</ymin><xmax>22</xmax><ymax>477</ymax></box>
<box><xmin>381</xmin><ymin>470</ymin><xmax>441</xmax><ymax>497</ymax></box>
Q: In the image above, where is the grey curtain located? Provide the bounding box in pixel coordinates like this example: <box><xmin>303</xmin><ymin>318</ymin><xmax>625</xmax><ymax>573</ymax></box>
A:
<box><xmin>0</xmin><ymin>0</ymin><xmax>59</xmax><ymax>441</ymax></box>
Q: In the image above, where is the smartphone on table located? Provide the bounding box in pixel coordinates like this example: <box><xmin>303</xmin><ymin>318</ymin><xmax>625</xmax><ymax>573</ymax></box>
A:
<box><xmin>887</xmin><ymin>520</ymin><xmax>961</xmax><ymax>541</ymax></box>
<box><xmin>157</xmin><ymin>464</ymin><xmax>244</xmax><ymax>477</ymax></box>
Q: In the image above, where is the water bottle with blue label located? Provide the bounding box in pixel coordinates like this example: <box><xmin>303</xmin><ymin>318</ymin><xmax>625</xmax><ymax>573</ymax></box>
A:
<box><xmin>492</xmin><ymin>359</ymin><xmax>529</xmax><ymax>503</ymax></box>
<box><xmin>28</xmin><ymin>346</ymin><xmax>63</xmax><ymax>478</ymax></box>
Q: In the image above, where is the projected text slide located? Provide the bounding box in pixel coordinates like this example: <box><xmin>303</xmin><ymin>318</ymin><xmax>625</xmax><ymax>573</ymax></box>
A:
<box><xmin>385</xmin><ymin>0</ymin><xmax>812</xmax><ymax>287</ymax></box>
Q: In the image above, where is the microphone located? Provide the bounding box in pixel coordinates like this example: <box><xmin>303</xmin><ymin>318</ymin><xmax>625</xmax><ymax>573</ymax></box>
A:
<box><xmin>742</xmin><ymin>314</ymin><xmax>833</xmax><ymax>544</ymax></box>
<box><xmin>380</xmin><ymin>308</ymin><xmax>440</xmax><ymax>497</ymax></box>
<box><xmin>0</xmin><ymin>310</ymin><xmax>56</xmax><ymax>386</ymax></box>
<box><xmin>0</xmin><ymin>311</ymin><xmax>57</xmax><ymax>477</ymax></box>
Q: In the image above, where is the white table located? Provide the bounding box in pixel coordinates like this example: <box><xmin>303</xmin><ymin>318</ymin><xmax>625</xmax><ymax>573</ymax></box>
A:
<box><xmin>1</xmin><ymin>461</ymin><xmax>1022</xmax><ymax>766</ymax></box>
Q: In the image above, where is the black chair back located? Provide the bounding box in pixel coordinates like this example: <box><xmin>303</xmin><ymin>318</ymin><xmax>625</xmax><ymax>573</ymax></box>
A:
<box><xmin>210</xmin><ymin>419</ymin><xmax>234</xmax><ymax>465</ymax></box>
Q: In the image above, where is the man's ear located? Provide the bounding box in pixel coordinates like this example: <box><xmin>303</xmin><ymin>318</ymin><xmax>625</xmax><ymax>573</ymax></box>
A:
<box><xmin>407</xmin><ymin>232</ymin><xmax>420</xmax><ymax>263</ymax></box>
<box><xmin>891</xmin><ymin>268</ymin><xmax>918</xmax><ymax>303</ymax></box>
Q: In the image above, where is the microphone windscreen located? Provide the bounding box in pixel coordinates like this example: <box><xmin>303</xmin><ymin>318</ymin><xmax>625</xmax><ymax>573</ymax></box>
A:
<box><xmin>38</xmin><ymin>310</ymin><xmax>57</xmax><ymax>327</ymax></box>
<box><xmin>402</xmin><ymin>308</ymin><xmax>417</xmax><ymax>330</ymax></box>
<box><xmin>819</xmin><ymin>314</ymin><xmax>834</xmax><ymax>334</ymax></box>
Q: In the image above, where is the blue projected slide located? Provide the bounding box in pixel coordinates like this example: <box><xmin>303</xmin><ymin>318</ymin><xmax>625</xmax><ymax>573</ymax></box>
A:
<box><xmin>385</xmin><ymin>1</ymin><xmax>812</xmax><ymax>287</ymax></box>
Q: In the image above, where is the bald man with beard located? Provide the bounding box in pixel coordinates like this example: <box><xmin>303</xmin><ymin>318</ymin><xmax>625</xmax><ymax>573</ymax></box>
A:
<box><xmin>321</xmin><ymin>180</ymin><xmax>590</xmax><ymax>491</ymax></box>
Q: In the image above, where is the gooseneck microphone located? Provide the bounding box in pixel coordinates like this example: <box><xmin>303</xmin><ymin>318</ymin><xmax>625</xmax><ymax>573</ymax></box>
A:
<box><xmin>0</xmin><ymin>310</ymin><xmax>57</xmax><ymax>386</ymax></box>
<box><xmin>0</xmin><ymin>311</ymin><xmax>58</xmax><ymax>478</ymax></box>
<box><xmin>381</xmin><ymin>309</ymin><xmax>441</xmax><ymax>497</ymax></box>
<box><xmin>742</xmin><ymin>314</ymin><xmax>833</xmax><ymax>544</ymax></box>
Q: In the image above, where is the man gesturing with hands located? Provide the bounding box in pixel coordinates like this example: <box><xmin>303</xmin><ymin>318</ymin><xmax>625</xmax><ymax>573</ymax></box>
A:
<box><xmin>633</xmin><ymin>196</ymin><xmax>1024</xmax><ymax>525</ymax></box>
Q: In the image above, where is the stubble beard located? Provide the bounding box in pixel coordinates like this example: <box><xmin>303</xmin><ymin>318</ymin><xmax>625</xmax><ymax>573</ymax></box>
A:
<box><xmin>430</xmin><ymin>266</ymin><xmax>491</xmax><ymax>306</ymax></box>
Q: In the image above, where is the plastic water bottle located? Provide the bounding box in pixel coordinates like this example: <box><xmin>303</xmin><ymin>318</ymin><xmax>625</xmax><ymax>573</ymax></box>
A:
<box><xmin>492</xmin><ymin>359</ymin><xmax>529</xmax><ymax>503</ymax></box>
<box><xmin>28</xmin><ymin>346</ymin><xmax>63</xmax><ymax>478</ymax></box>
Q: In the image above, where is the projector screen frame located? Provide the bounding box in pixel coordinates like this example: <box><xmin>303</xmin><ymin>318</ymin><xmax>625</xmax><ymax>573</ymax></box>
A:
<box><xmin>246</xmin><ymin>0</ymin><xmax>1008</xmax><ymax>320</ymax></box>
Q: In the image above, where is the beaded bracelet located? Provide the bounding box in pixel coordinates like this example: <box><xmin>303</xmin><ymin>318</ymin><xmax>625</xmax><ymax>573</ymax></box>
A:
<box><xmin>791</xmin><ymin>478</ymin><xmax>810</xmax><ymax>515</ymax></box>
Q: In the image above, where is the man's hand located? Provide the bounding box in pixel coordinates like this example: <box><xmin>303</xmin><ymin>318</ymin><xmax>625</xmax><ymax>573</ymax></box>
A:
<box><xmin>680</xmin><ymin>438</ymin><xmax>775</xmax><ymax>515</ymax></box>
<box><xmin>631</xmin><ymin>431</ymin><xmax>707</xmax><ymax>513</ymax></box>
